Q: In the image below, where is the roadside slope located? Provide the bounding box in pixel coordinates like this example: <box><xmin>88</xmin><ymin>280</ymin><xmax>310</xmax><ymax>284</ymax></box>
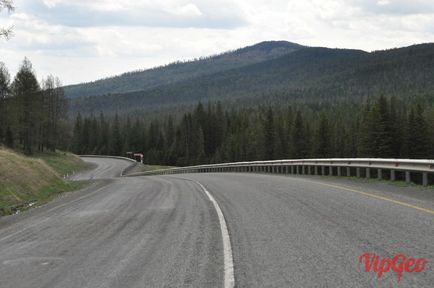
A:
<box><xmin>0</xmin><ymin>148</ymin><xmax>89</xmax><ymax>215</ymax></box>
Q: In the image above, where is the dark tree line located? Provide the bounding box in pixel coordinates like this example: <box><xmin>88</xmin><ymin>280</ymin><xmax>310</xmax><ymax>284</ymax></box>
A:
<box><xmin>0</xmin><ymin>59</ymin><xmax>68</xmax><ymax>154</ymax></box>
<box><xmin>71</xmin><ymin>96</ymin><xmax>434</xmax><ymax>166</ymax></box>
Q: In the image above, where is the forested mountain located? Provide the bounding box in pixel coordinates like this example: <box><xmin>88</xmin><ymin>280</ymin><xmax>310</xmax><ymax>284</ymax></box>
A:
<box><xmin>70</xmin><ymin>42</ymin><xmax>434</xmax><ymax>116</ymax></box>
<box><xmin>65</xmin><ymin>41</ymin><xmax>434</xmax><ymax>163</ymax></box>
<box><xmin>64</xmin><ymin>41</ymin><xmax>303</xmax><ymax>99</ymax></box>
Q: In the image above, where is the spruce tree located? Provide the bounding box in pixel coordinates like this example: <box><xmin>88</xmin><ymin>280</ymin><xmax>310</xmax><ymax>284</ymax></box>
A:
<box><xmin>407</xmin><ymin>105</ymin><xmax>428</xmax><ymax>159</ymax></box>
<box><xmin>12</xmin><ymin>58</ymin><xmax>41</xmax><ymax>154</ymax></box>
<box><xmin>292</xmin><ymin>111</ymin><xmax>308</xmax><ymax>158</ymax></box>
<box><xmin>315</xmin><ymin>113</ymin><xmax>331</xmax><ymax>158</ymax></box>
<box><xmin>264</xmin><ymin>107</ymin><xmax>275</xmax><ymax>160</ymax></box>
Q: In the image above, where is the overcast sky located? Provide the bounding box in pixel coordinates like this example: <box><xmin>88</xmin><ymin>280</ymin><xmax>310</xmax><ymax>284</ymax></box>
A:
<box><xmin>1</xmin><ymin>0</ymin><xmax>433</xmax><ymax>85</ymax></box>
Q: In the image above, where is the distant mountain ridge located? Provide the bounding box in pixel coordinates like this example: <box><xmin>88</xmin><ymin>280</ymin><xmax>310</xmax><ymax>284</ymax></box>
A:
<box><xmin>69</xmin><ymin>41</ymin><xmax>434</xmax><ymax>116</ymax></box>
<box><xmin>64</xmin><ymin>41</ymin><xmax>303</xmax><ymax>99</ymax></box>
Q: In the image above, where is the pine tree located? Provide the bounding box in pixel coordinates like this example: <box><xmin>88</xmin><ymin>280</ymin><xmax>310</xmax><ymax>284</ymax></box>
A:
<box><xmin>41</xmin><ymin>76</ymin><xmax>67</xmax><ymax>152</ymax></box>
<box><xmin>374</xmin><ymin>95</ymin><xmax>394</xmax><ymax>158</ymax></box>
<box><xmin>315</xmin><ymin>113</ymin><xmax>331</xmax><ymax>158</ymax></box>
<box><xmin>292</xmin><ymin>111</ymin><xmax>308</xmax><ymax>158</ymax></box>
<box><xmin>111</xmin><ymin>113</ymin><xmax>123</xmax><ymax>156</ymax></box>
<box><xmin>407</xmin><ymin>105</ymin><xmax>428</xmax><ymax>159</ymax></box>
<box><xmin>72</xmin><ymin>113</ymin><xmax>82</xmax><ymax>154</ymax></box>
<box><xmin>264</xmin><ymin>107</ymin><xmax>275</xmax><ymax>160</ymax></box>
<box><xmin>12</xmin><ymin>58</ymin><xmax>41</xmax><ymax>154</ymax></box>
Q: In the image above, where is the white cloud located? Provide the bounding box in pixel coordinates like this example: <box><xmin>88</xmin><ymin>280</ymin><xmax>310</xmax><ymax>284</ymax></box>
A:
<box><xmin>0</xmin><ymin>0</ymin><xmax>433</xmax><ymax>85</ymax></box>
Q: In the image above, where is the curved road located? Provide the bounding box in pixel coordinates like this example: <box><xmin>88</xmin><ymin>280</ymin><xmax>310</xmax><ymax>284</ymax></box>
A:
<box><xmin>0</xmin><ymin>157</ymin><xmax>433</xmax><ymax>287</ymax></box>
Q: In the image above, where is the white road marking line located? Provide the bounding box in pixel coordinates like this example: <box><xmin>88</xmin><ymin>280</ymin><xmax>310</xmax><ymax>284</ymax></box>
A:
<box><xmin>193</xmin><ymin>180</ymin><xmax>235</xmax><ymax>288</ymax></box>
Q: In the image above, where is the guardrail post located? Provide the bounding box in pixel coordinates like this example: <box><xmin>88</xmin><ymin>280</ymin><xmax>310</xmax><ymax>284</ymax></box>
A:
<box><xmin>422</xmin><ymin>172</ymin><xmax>428</xmax><ymax>186</ymax></box>
<box><xmin>291</xmin><ymin>166</ymin><xmax>294</xmax><ymax>174</ymax></box>
<box><xmin>314</xmin><ymin>166</ymin><xmax>318</xmax><ymax>175</ymax></box>
<box><xmin>356</xmin><ymin>167</ymin><xmax>361</xmax><ymax>178</ymax></box>
<box><xmin>321</xmin><ymin>166</ymin><xmax>325</xmax><ymax>176</ymax></box>
<box><xmin>346</xmin><ymin>167</ymin><xmax>350</xmax><ymax>177</ymax></box>
<box><xmin>405</xmin><ymin>171</ymin><xmax>411</xmax><ymax>184</ymax></box>
<box><xmin>390</xmin><ymin>170</ymin><xmax>395</xmax><ymax>181</ymax></box>
<box><xmin>285</xmin><ymin>166</ymin><xmax>289</xmax><ymax>174</ymax></box>
<box><xmin>377</xmin><ymin>169</ymin><xmax>382</xmax><ymax>180</ymax></box>
<box><xmin>337</xmin><ymin>167</ymin><xmax>341</xmax><ymax>176</ymax></box>
<box><xmin>329</xmin><ymin>166</ymin><xmax>333</xmax><ymax>176</ymax></box>
<box><xmin>366</xmin><ymin>168</ymin><xmax>370</xmax><ymax>179</ymax></box>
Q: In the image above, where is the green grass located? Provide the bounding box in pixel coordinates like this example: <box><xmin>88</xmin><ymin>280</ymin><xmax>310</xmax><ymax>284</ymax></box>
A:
<box><xmin>0</xmin><ymin>148</ymin><xmax>91</xmax><ymax>216</ymax></box>
<box><xmin>0</xmin><ymin>180</ymin><xmax>88</xmax><ymax>215</ymax></box>
<box><xmin>34</xmin><ymin>151</ymin><xmax>93</xmax><ymax>177</ymax></box>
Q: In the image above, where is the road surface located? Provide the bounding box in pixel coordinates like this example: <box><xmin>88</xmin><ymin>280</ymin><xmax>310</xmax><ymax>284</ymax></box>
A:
<box><xmin>0</xmin><ymin>157</ymin><xmax>433</xmax><ymax>287</ymax></box>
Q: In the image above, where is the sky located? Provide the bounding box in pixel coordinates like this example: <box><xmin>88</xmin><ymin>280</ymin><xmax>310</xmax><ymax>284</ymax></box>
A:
<box><xmin>0</xmin><ymin>0</ymin><xmax>433</xmax><ymax>85</ymax></box>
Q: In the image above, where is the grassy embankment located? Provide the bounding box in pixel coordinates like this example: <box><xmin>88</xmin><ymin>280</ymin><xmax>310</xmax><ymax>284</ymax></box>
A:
<box><xmin>0</xmin><ymin>147</ymin><xmax>91</xmax><ymax>216</ymax></box>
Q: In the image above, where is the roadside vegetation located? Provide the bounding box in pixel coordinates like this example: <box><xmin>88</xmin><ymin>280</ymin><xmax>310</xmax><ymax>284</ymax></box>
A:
<box><xmin>0</xmin><ymin>147</ymin><xmax>90</xmax><ymax>216</ymax></box>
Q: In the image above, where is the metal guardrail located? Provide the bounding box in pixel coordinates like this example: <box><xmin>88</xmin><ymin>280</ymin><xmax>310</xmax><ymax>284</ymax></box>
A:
<box><xmin>80</xmin><ymin>155</ymin><xmax>137</xmax><ymax>163</ymax></box>
<box><xmin>132</xmin><ymin>158</ymin><xmax>434</xmax><ymax>186</ymax></box>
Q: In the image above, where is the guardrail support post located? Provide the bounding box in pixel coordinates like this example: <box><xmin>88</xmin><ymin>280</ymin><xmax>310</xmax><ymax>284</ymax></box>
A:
<box><xmin>356</xmin><ymin>167</ymin><xmax>361</xmax><ymax>178</ymax></box>
<box><xmin>366</xmin><ymin>168</ymin><xmax>370</xmax><ymax>179</ymax></box>
<box><xmin>422</xmin><ymin>172</ymin><xmax>428</xmax><ymax>186</ymax></box>
<box><xmin>346</xmin><ymin>167</ymin><xmax>350</xmax><ymax>177</ymax></box>
<box><xmin>405</xmin><ymin>171</ymin><xmax>411</xmax><ymax>184</ymax></box>
<box><xmin>377</xmin><ymin>169</ymin><xmax>382</xmax><ymax>180</ymax></box>
<box><xmin>291</xmin><ymin>166</ymin><xmax>294</xmax><ymax>174</ymax></box>
<box><xmin>390</xmin><ymin>170</ymin><xmax>395</xmax><ymax>181</ymax></box>
<box><xmin>329</xmin><ymin>166</ymin><xmax>333</xmax><ymax>176</ymax></box>
<box><xmin>321</xmin><ymin>166</ymin><xmax>325</xmax><ymax>176</ymax></box>
<box><xmin>337</xmin><ymin>167</ymin><xmax>341</xmax><ymax>176</ymax></box>
<box><xmin>314</xmin><ymin>166</ymin><xmax>318</xmax><ymax>175</ymax></box>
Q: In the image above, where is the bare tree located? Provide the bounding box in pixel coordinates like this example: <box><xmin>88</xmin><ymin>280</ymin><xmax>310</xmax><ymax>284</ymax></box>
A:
<box><xmin>0</xmin><ymin>0</ymin><xmax>14</xmax><ymax>39</ymax></box>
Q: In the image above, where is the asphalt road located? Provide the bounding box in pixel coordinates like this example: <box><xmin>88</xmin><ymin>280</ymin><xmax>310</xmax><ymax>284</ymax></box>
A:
<box><xmin>1</xmin><ymin>157</ymin><xmax>433</xmax><ymax>287</ymax></box>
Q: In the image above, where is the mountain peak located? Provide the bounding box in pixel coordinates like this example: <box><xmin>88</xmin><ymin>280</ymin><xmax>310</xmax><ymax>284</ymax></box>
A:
<box><xmin>64</xmin><ymin>40</ymin><xmax>303</xmax><ymax>98</ymax></box>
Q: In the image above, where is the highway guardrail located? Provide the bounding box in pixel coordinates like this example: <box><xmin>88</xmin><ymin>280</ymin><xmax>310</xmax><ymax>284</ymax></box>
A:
<box><xmin>131</xmin><ymin>158</ymin><xmax>434</xmax><ymax>186</ymax></box>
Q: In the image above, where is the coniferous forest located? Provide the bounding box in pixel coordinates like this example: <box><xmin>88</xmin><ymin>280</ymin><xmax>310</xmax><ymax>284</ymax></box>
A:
<box><xmin>0</xmin><ymin>59</ymin><xmax>68</xmax><ymax>154</ymax></box>
<box><xmin>70</xmin><ymin>96</ymin><xmax>434</xmax><ymax>167</ymax></box>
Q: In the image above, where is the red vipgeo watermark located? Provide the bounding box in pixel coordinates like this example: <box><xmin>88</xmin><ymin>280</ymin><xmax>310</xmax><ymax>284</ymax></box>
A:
<box><xmin>359</xmin><ymin>252</ymin><xmax>428</xmax><ymax>283</ymax></box>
